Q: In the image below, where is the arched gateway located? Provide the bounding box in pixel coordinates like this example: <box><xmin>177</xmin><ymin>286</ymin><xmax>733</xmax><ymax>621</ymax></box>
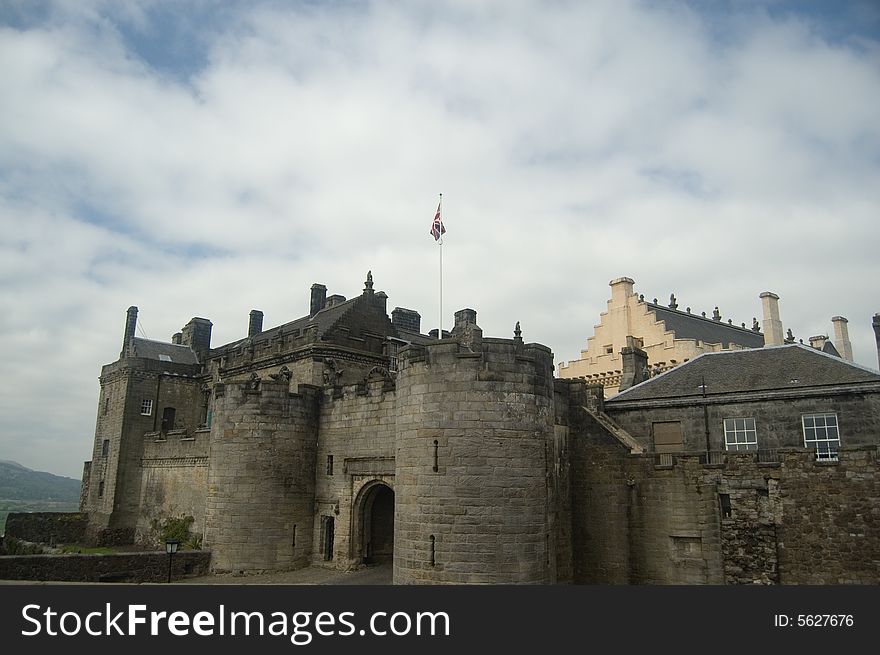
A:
<box><xmin>354</xmin><ymin>481</ymin><xmax>394</xmax><ymax>565</ymax></box>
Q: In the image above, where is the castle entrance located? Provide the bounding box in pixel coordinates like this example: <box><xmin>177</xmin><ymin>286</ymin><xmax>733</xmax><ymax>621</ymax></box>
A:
<box><xmin>356</xmin><ymin>482</ymin><xmax>394</xmax><ymax>565</ymax></box>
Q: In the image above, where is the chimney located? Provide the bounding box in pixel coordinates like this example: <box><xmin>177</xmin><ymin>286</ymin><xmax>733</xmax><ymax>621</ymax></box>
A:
<box><xmin>809</xmin><ymin>335</ymin><xmax>828</xmax><ymax>351</ymax></box>
<box><xmin>310</xmin><ymin>284</ymin><xmax>327</xmax><ymax>317</ymax></box>
<box><xmin>831</xmin><ymin>316</ymin><xmax>853</xmax><ymax>362</ymax></box>
<box><xmin>172</xmin><ymin>332</ymin><xmax>182</xmax><ymax>345</ymax></box>
<box><xmin>325</xmin><ymin>294</ymin><xmax>346</xmax><ymax>308</ymax></box>
<box><xmin>248</xmin><ymin>310</ymin><xmax>264</xmax><ymax>337</ymax></box>
<box><xmin>121</xmin><ymin>306</ymin><xmax>138</xmax><ymax>356</ymax></box>
<box><xmin>873</xmin><ymin>314</ymin><xmax>880</xmax><ymax>369</ymax></box>
<box><xmin>760</xmin><ymin>292</ymin><xmax>784</xmax><ymax>346</ymax></box>
<box><xmin>392</xmin><ymin>307</ymin><xmax>421</xmax><ymax>333</ymax></box>
<box><xmin>181</xmin><ymin>317</ymin><xmax>212</xmax><ymax>359</ymax></box>
<box><xmin>452</xmin><ymin>308</ymin><xmax>477</xmax><ymax>334</ymax></box>
<box><xmin>619</xmin><ymin>336</ymin><xmax>649</xmax><ymax>392</ymax></box>
<box><xmin>609</xmin><ymin>277</ymin><xmax>635</xmax><ymax>306</ymax></box>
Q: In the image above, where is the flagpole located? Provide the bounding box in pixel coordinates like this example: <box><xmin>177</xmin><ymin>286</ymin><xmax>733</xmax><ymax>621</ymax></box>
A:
<box><xmin>438</xmin><ymin>192</ymin><xmax>443</xmax><ymax>340</ymax></box>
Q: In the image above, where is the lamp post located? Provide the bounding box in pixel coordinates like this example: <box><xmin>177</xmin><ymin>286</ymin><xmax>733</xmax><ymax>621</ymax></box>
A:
<box><xmin>165</xmin><ymin>539</ymin><xmax>179</xmax><ymax>583</ymax></box>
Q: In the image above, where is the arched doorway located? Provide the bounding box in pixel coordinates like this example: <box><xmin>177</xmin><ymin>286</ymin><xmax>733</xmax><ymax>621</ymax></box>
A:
<box><xmin>358</xmin><ymin>483</ymin><xmax>394</xmax><ymax>565</ymax></box>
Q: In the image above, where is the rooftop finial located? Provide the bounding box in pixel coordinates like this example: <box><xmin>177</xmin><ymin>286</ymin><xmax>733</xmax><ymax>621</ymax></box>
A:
<box><xmin>514</xmin><ymin>321</ymin><xmax>522</xmax><ymax>341</ymax></box>
<box><xmin>785</xmin><ymin>328</ymin><xmax>795</xmax><ymax>344</ymax></box>
<box><xmin>713</xmin><ymin>307</ymin><xmax>721</xmax><ymax>321</ymax></box>
<box><xmin>669</xmin><ymin>293</ymin><xmax>678</xmax><ymax>310</ymax></box>
<box><xmin>364</xmin><ymin>270</ymin><xmax>374</xmax><ymax>293</ymax></box>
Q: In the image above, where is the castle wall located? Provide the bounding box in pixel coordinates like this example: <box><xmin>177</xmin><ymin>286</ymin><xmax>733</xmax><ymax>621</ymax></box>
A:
<box><xmin>607</xmin><ymin>390</ymin><xmax>880</xmax><ymax>452</ymax></box>
<box><xmin>571</xmin><ymin>433</ymin><xmax>880</xmax><ymax>584</ymax></box>
<box><xmin>775</xmin><ymin>448</ymin><xmax>879</xmax><ymax>584</ymax></box>
<box><xmin>314</xmin><ymin>377</ymin><xmax>397</xmax><ymax>568</ymax></box>
<box><xmin>134</xmin><ymin>427</ymin><xmax>210</xmax><ymax>547</ymax></box>
<box><xmin>394</xmin><ymin>338</ymin><xmax>557</xmax><ymax>584</ymax></box>
<box><xmin>204</xmin><ymin>380</ymin><xmax>319</xmax><ymax>572</ymax></box>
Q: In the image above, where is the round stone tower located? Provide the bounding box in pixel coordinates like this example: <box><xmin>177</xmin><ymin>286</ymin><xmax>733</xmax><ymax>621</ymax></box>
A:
<box><xmin>203</xmin><ymin>379</ymin><xmax>319</xmax><ymax>572</ymax></box>
<box><xmin>394</xmin><ymin>325</ymin><xmax>556</xmax><ymax>584</ymax></box>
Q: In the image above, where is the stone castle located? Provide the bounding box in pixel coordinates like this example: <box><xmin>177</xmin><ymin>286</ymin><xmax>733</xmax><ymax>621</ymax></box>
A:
<box><xmin>79</xmin><ymin>273</ymin><xmax>880</xmax><ymax>584</ymax></box>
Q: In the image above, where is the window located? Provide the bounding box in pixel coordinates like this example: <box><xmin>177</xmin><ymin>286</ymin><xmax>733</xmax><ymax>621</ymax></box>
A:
<box><xmin>161</xmin><ymin>407</ymin><xmax>176</xmax><ymax>432</ymax></box>
<box><xmin>387</xmin><ymin>341</ymin><xmax>400</xmax><ymax>373</ymax></box>
<box><xmin>140</xmin><ymin>399</ymin><xmax>153</xmax><ymax>416</ymax></box>
<box><xmin>605</xmin><ymin>345</ymin><xmax>614</xmax><ymax>355</ymax></box>
<box><xmin>103</xmin><ymin>397</ymin><xmax>110</xmax><ymax>415</ymax></box>
<box><xmin>652</xmin><ymin>421</ymin><xmax>683</xmax><ymax>453</ymax></box>
<box><xmin>326</xmin><ymin>454</ymin><xmax>334</xmax><ymax>475</ymax></box>
<box><xmin>802</xmin><ymin>413</ymin><xmax>840</xmax><ymax>461</ymax></box>
<box><xmin>98</xmin><ymin>481</ymin><xmax>105</xmax><ymax>497</ymax></box>
<box><xmin>724</xmin><ymin>418</ymin><xmax>758</xmax><ymax>451</ymax></box>
<box><xmin>101</xmin><ymin>439</ymin><xmax>110</xmax><ymax>458</ymax></box>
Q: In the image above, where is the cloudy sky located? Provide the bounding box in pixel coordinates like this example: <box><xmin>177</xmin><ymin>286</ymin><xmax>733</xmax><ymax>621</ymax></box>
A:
<box><xmin>1</xmin><ymin>0</ymin><xmax>879</xmax><ymax>478</ymax></box>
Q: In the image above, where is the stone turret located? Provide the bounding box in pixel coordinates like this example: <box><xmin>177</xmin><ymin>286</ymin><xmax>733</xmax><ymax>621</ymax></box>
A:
<box><xmin>394</xmin><ymin>335</ymin><xmax>556</xmax><ymax>584</ymax></box>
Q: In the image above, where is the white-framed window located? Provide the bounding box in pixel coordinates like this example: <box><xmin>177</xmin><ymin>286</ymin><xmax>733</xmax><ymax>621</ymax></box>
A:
<box><xmin>802</xmin><ymin>413</ymin><xmax>840</xmax><ymax>461</ymax></box>
<box><xmin>387</xmin><ymin>342</ymin><xmax>399</xmax><ymax>373</ymax></box>
<box><xmin>724</xmin><ymin>418</ymin><xmax>758</xmax><ymax>451</ymax></box>
<box><xmin>140</xmin><ymin>399</ymin><xmax>153</xmax><ymax>416</ymax></box>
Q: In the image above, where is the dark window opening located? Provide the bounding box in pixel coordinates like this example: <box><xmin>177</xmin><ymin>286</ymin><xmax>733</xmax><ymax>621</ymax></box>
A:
<box><xmin>327</xmin><ymin>454</ymin><xmax>334</xmax><ymax>475</ymax></box>
<box><xmin>103</xmin><ymin>397</ymin><xmax>109</xmax><ymax>415</ymax></box>
<box><xmin>322</xmin><ymin>516</ymin><xmax>335</xmax><ymax>561</ymax></box>
<box><xmin>161</xmin><ymin>406</ymin><xmax>177</xmax><ymax>432</ymax></box>
<box><xmin>292</xmin><ymin>524</ymin><xmax>297</xmax><ymax>548</ymax></box>
<box><xmin>101</xmin><ymin>439</ymin><xmax>110</xmax><ymax>458</ymax></box>
<box><xmin>430</xmin><ymin>534</ymin><xmax>436</xmax><ymax>567</ymax></box>
<box><xmin>433</xmin><ymin>440</ymin><xmax>439</xmax><ymax>472</ymax></box>
<box><xmin>719</xmin><ymin>493</ymin><xmax>732</xmax><ymax>518</ymax></box>
<box><xmin>98</xmin><ymin>481</ymin><xmax>105</xmax><ymax>497</ymax></box>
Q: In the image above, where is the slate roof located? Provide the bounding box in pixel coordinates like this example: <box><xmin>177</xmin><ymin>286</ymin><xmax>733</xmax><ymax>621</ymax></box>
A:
<box><xmin>130</xmin><ymin>338</ymin><xmax>200</xmax><ymax>365</ymax></box>
<box><xmin>608</xmin><ymin>344</ymin><xmax>880</xmax><ymax>402</ymax></box>
<box><xmin>213</xmin><ymin>295</ymin><xmax>363</xmax><ymax>352</ymax></box>
<box><xmin>648</xmin><ymin>303</ymin><xmax>765</xmax><ymax>349</ymax></box>
<box><xmin>213</xmin><ymin>293</ymin><xmax>434</xmax><ymax>352</ymax></box>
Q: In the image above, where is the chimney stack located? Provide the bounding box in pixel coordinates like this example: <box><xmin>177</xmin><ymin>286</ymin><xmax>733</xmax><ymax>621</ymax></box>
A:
<box><xmin>392</xmin><ymin>307</ymin><xmax>421</xmax><ymax>333</ymax></box>
<box><xmin>873</xmin><ymin>314</ymin><xmax>880</xmax><ymax>369</ymax></box>
<box><xmin>310</xmin><ymin>284</ymin><xmax>327</xmax><ymax>317</ymax></box>
<box><xmin>760</xmin><ymin>292</ymin><xmax>784</xmax><ymax>346</ymax></box>
<box><xmin>619</xmin><ymin>336</ymin><xmax>649</xmax><ymax>392</ymax></box>
<box><xmin>248</xmin><ymin>310</ymin><xmax>264</xmax><ymax>337</ymax></box>
<box><xmin>181</xmin><ymin>317</ymin><xmax>212</xmax><ymax>360</ymax></box>
<box><xmin>809</xmin><ymin>335</ymin><xmax>828</xmax><ymax>351</ymax></box>
<box><xmin>609</xmin><ymin>277</ymin><xmax>635</xmax><ymax>306</ymax></box>
<box><xmin>122</xmin><ymin>306</ymin><xmax>138</xmax><ymax>356</ymax></box>
<box><xmin>830</xmin><ymin>316</ymin><xmax>853</xmax><ymax>362</ymax></box>
<box><xmin>452</xmin><ymin>308</ymin><xmax>477</xmax><ymax>334</ymax></box>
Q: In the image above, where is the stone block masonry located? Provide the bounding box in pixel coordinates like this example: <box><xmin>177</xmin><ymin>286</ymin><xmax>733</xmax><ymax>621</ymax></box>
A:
<box><xmin>204</xmin><ymin>379</ymin><xmax>320</xmax><ymax>572</ymax></box>
<box><xmin>394</xmin><ymin>337</ymin><xmax>559</xmax><ymax>584</ymax></box>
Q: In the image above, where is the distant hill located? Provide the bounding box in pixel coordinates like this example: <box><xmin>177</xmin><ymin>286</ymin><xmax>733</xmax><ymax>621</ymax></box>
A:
<box><xmin>0</xmin><ymin>460</ymin><xmax>81</xmax><ymax>502</ymax></box>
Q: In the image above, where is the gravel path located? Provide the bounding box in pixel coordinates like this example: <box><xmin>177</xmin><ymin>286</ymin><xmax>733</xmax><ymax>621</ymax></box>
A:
<box><xmin>175</xmin><ymin>563</ymin><xmax>393</xmax><ymax>585</ymax></box>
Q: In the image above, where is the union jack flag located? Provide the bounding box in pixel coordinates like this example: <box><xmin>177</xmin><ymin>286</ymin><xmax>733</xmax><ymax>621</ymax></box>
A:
<box><xmin>429</xmin><ymin>202</ymin><xmax>445</xmax><ymax>241</ymax></box>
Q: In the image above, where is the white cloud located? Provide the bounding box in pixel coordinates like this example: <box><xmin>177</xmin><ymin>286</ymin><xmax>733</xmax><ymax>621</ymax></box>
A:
<box><xmin>0</xmin><ymin>0</ymin><xmax>878</xmax><ymax>477</ymax></box>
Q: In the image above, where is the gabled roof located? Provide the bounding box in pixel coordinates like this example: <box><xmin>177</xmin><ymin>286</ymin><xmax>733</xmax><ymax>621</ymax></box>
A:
<box><xmin>648</xmin><ymin>303</ymin><xmax>765</xmax><ymax>349</ymax></box>
<box><xmin>608</xmin><ymin>344</ymin><xmax>880</xmax><ymax>402</ymax></box>
<box><xmin>214</xmin><ymin>294</ymin><xmax>363</xmax><ymax>352</ymax></box>
<box><xmin>130</xmin><ymin>338</ymin><xmax>200</xmax><ymax>365</ymax></box>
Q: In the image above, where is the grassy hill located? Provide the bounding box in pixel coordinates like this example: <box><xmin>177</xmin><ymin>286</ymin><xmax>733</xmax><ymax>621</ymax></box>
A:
<box><xmin>0</xmin><ymin>460</ymin><xmax>81</xmax><ymax>534</ymax></box>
